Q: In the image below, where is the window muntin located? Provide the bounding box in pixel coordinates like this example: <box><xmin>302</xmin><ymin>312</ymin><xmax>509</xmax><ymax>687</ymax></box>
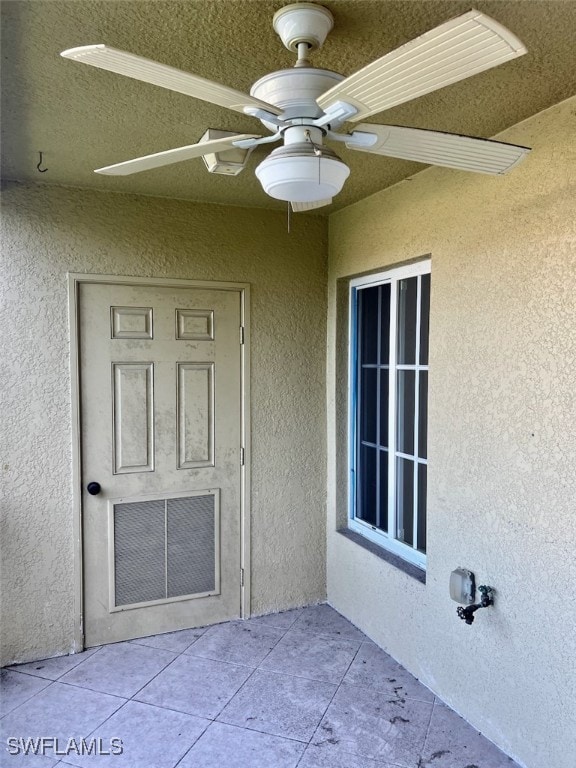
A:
<box><xmin>350</xmin><ymin>261</ymin><xmax>430</xmax><ymax>569</ymax></box>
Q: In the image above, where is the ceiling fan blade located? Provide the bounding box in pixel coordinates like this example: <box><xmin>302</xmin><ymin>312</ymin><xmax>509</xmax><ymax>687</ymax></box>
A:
<box><xmin>61</xmin><ymin>45</ymin><xmax>282</xmax><ymax>116</ymax></box>
<box><xmin>346</xmin><ymin>124</ymin><xmax>530</xmax><ymax>174</ymax></box>
<box><xmin>95</xmin><ymin>134</ymin><xmax>261</xmax><ymax>176</ymax></box>
<box><xmin>291</xmin><ymin>199</ymin><xmax>333</xmax><ymax>212</ymax></box>
<box><xmin>317</xmin><ymin>10</ymin><xmax>526</xmax><ymax>121</ymax></box>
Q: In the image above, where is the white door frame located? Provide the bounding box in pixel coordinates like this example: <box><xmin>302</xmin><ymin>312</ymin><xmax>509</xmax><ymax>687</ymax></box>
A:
<box><xmin>68</xmin><ymin>273</ymin><xmax>251</xmax><ymax>652</ymax></box>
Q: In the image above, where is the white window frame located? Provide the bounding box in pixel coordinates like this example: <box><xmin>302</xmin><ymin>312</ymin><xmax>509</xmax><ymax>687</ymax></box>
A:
<box><xmin>348</xmin><ymin>259</ymin><xmax>430</xmax><ymax>570</ymax></box>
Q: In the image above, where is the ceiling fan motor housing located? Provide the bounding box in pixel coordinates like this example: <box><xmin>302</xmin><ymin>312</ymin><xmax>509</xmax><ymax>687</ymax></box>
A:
<box><xmin>250</xmin><ymin>68</ymin><xmax>344</xmax><ymax>130</ymax></box>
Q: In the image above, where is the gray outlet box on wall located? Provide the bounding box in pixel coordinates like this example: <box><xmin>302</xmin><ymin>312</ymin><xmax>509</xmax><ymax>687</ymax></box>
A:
<box><xmin>449</xmin><ymin>568</ymin><xmax>476</xmax><ymax>604</ymax></box>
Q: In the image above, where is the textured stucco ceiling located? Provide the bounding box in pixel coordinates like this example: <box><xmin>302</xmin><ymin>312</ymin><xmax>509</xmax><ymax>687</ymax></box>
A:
<box><xmin>2</xmin><ymin>0</ymin><xmax>575</xmax><ymax>213</ymax></box>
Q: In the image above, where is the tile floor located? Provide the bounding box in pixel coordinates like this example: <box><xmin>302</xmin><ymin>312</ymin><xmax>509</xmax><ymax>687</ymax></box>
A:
<box><xmin>1</xmin><ymin>604</ymin><xmax>519</xmax><ymax>768</ymax></box>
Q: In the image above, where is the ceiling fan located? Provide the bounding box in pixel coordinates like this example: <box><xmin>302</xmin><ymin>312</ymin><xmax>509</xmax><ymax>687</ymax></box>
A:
<box><xmin>61</xmin><ymin>3</ymin><xmax>531</xmax><ymax>211</ymax></box>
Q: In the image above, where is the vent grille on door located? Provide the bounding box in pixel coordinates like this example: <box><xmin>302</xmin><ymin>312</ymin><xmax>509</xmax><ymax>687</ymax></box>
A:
<box><xmin>167</xmin><ymin>496</ymin><xmax>215</xmax><ymax>597</ymax></box>
<box><xmin>112</xmin><ymin>492</ymin><xmax>218</xmax><ymax>609</ymax></box>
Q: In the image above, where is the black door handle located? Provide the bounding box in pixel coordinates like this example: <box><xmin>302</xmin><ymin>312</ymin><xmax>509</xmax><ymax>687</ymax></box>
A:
<box><xmin>87</xmin><ymin>482</ymin><xmax>102</xmax><ymax>495</ymax></box>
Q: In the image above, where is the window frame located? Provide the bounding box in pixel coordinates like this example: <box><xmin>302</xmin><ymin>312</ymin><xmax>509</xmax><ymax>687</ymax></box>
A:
<box><xmin>348</xmin><ymin>259</ymin><xmax>431</xmax><ymax>570</ymax></box>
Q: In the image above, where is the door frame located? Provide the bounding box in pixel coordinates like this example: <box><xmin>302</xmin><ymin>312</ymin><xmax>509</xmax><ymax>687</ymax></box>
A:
<box><xmin>68</xmin><ymin>273</ymin><xmax>251</xmax><ymax>652</ymax></box>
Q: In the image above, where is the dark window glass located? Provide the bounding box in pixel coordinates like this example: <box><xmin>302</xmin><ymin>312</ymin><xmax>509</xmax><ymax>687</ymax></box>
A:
<box><xmin>418</xmin><ymin>371</ymin><xmax>428</xmax><ymax>460</ymax></box>
<box><xmin>396</xmin><ymin>370</ymin><xmax>415</xmax><ymax>455</ymax></box>
<box><xmin>419</xmin><ymin>273</ymin><xmax>431</xmax><ymax>365</ymax></box>
<box><xmin>397</xmin><ymin>277</ymin><xmax>418</xmax><ymax>364</ymax></box>
<box><xmin>378</xmin><ymin>450</ymin><xmax>388</xmax><ymax>532</ymax></box>
<box><xmin>396</xmin><ymin>457</ymin><xmax>414</xmax><ymax>545</ymax></box>
<box><xmin>379</xmin><ymin>371</ymin><xmax>389</xmax><ymax>448</ymax></box>
<box><xmin>359</xmin><ymin>286</ymin><xmax>379</xmax><ymax>364</ymax></box>
<box><xmin>417</xmin><ymin>464</ymin><xmax>427</xmax><ymax>553</ymax></box>
<box><xmin>359</xmin><ymin>367</ymin><xmax>377</xmax><ymax>444</ymax></box>
<box><xmin>358</xmin><ymin>444</ymin><xmax>377</xmax><ymax>525</ymax></box>
<box><xmin>379</xmin><ymin>283</ymin><xmax>391</xmax><ymax>364</ymax></box>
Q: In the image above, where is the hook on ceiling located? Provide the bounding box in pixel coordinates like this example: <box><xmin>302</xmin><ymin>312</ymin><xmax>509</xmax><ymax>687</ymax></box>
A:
<box><xmin>36</xmin><ymin>152</ymin><xmax>48</xmax><ymax>173</ymax></box>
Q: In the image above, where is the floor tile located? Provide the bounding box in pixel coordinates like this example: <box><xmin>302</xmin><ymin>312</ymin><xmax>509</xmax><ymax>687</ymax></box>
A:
<box><xmin>299</xmin><ymin>742</ymin><xmax>401</xmax><ymax>768</ymax></box>
<box><xmin>420</xmin><ymin>702</ymin><xmax>519</xmax><ymax>767</ymax></box>
<box><xmin>184</xmin><ymin>621</ymin><xmax>284</xmax><ymax>667</ymax></box>
<box><xmin>217</xmin><ymin>670</ymin><xmax>336</xmax><ymax>742</ymax></box>
<box><xmin>6</xmin><ymin>649</ymin><xmax>100</xmax><ymax>682</ymax></box>
<box><xmin>0</xmin><ymin>670</ymin><xmax>51</xmax><ymax>717</ymax></box>
<box><xmin>128</xmin><ymin>627</ymin><xmax>206</xmax><ymax>654</ymax></box>
<box><xmin>313</xmin><ymin>682</ymin><xmax>433</xmax><ymax>767</ymax></box>
<box><xmin>260</xmin><ymin>629</ymin><xmax>361</xmax><ymax>684</ymax></box>
<box><xmin>343</xmin><ymin>642</ymin><xmax>434</xmax><ymax>703</ymax></box>
<box><xmin>292</xmin><ymin>604</ymin><xmax>367</xmax><ymax>642</ymax></box>
<box><xmin>179</xmin><ymin>721</ymin><xmax>305</xmax><ymax>768</ymax></box>
<box><xmin>59</xmin><ymin>700</ymin><xmax>208</xmax><ymax>768</ymax></box>
<box><xmin>0</xmin><ymin>606</ymin><xmax>521</xmax><ymax>768</ymax></box>
<box><xmin>134</xmin><ymin>654</ymin><xmax>251</xmax><ymax>719</ymax></box>
<box><xmin>58</xmin><ymin>643</ymin><xmax>176</xmax><ymax>698</ymax></box>
<box><xmin>0</xmin><ymin>683</ymin><xmax>125</xmax><ymax>761</ymax></box>
<box><xmin>244</xmin><ymin>609</ymin><xmax>303</xmax><ymax>630</ymax></box>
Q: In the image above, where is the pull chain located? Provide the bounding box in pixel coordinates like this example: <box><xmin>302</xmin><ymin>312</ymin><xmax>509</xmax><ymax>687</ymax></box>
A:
<box><xmin>304</xmin><ymin>129</ymin><xmax>323</xmax><ymax>156</ymax></box>
<box><xmin>304</xmin><ymin>129</ymin><xmax>323</xmax><ymax>186</ymax></box>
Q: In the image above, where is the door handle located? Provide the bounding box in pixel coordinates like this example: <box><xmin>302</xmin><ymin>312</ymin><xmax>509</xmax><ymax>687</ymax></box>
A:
<box><xmin>86</xmin><ymin>482</ymin><xmax>102</xmax><ymax>495</ymax></box>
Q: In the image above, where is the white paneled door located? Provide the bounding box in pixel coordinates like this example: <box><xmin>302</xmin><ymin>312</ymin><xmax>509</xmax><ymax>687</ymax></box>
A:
<box><xmin>78</xmin><ymin>281</ymin><xmax>244</xmax><ymax>647</ymax></box>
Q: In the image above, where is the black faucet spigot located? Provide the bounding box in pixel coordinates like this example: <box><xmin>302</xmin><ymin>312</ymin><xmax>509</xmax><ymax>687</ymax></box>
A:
<box><xmin>457</xmin><ymin>603</ymin><xmax>480</xmax><ymax>625</ymax></box>
<box><xmin>457</xmin><ymin>585</ymin><xmax>494</xmax><ymax>625</ymax></box>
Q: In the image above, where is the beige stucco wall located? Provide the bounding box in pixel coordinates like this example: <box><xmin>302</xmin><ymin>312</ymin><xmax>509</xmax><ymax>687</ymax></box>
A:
<box><xmin>0</xmin><ymin>185</ymin><xmax>328</xmax><ymax>665</ymax></box>
<box><xmin>327</xmin><ymin>96</ymin><xmax>576</xmax><ymax>768</ymax></box>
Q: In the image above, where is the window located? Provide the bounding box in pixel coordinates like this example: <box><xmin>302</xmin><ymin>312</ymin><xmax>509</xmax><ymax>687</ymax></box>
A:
<box><xmin>349</xmin><ymin>260</ymin><xmax>431</xmax><ymax>569</ymax></box>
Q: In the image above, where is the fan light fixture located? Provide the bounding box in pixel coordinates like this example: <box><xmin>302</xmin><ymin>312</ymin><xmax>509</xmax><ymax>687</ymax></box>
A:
<box><xmin>255</xmin><ymin>143</ymin><xmax>349</xmax><ymax>202</ymax></box>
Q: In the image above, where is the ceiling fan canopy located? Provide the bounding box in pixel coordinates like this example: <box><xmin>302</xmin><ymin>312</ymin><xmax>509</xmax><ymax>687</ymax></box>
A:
<box><xmin>60</xmin><ymin>3</ymin><xmax>531</xmax><ymax>211</ymax></box>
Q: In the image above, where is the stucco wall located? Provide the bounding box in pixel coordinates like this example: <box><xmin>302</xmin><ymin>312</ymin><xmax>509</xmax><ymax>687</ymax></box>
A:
<box><xmin>327</xmin><ymin>97</ymin><xmax>576</xmax><ymax>768</ymax></box>
<box><xmin>0</xmin><ymin>186</ymin><xmax>328</xmax><ymax>665</ymax></box>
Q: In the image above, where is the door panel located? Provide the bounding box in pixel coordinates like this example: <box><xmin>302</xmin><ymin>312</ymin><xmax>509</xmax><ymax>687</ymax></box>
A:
<box><xmin>112</xmin><ymin>362</ymin><xmax>154</xmax><ymax>473</ymax></box>
<box><xmin>79</xmin><ymin>282</ymin><xmax>242</xmax><ymax>646</ymax></box>
<box><xmin>176</xmin><ymin>362</ymin><xmax>214</xmax><ymax>468</ymax></box>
